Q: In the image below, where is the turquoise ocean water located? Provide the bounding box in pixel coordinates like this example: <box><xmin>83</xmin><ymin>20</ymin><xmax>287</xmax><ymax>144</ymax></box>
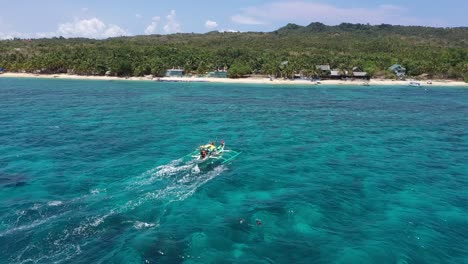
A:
<box><xmin>0</xmin><ymin>78</ymin><xmax>467</xmax><ymax>263</ymax></box>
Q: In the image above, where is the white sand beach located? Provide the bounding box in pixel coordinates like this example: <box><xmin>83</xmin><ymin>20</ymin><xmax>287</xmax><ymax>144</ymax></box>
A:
<box><xmin>1</xmin><ymin>73</ymin><xmax>467</xmax><ymax>87</ymax></box>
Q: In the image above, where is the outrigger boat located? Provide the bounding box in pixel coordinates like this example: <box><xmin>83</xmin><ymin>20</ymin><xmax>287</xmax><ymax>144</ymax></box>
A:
<box><xmin>186</xmin><ymin>141</ymin><xmax>241</xmax><ymax>165</ymax></box>
<box><xmin>409</xmin><ymin>81</ymin><xmax>421</xmax><ymax>87</ymax></box>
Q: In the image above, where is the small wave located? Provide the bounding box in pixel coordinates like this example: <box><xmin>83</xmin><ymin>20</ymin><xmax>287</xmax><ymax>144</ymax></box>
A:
<box><xmin>15</xmin><ymin>243</ymin><xmax>81</xmax><ymax>264</ymax></box>
<box><xmin>31</xmin><ymin>203</ymin><xmax>42</xmax><ymax>210</ymax></box>
<box><xmin>73</xmin><ymin>211</ymin><xmax>114</xmax><ymax>235</ymax></box>
<box><xmin>155</xmin><ymin>163</ymin><xmax>195</xmax><ymax>177</ymax></box>
<box><xmin>90</xmin><ymin>211</ymin><xmax>114</xmax><ymax>227</ymax></box>
<box><xmin>191</xmin><ymin>165</ymin><xmax>201</xmax><ymax>174</ymax></box>
<box><xmin>3</xmin><ymin>195</ymin><xmax>90</xmax><ymax>229</ymax></box>
<box><xmin>48</xmin><ymin>201</ymin><xmax>63</xmax><ymax>207</ymax></box>
<box><xmin>133</xmin><ymin>221</ymin><xmax>159</xmax><ymax>230</ymax></box>
<box><xmin>0</xmin><ymin>213</ymin><xmax>65</xmax><ymax>237</ymax></box>
<box><xmin>90</xmin><ymin>188</ymin><xmax>106</xmax><ymax>195</ymax></box>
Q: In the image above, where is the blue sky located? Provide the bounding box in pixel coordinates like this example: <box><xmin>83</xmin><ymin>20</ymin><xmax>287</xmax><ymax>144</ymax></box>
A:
<box><xmin>0</xmin><ymin>0</ymin><xmax>467</xmax><ymax>39</ymax></box>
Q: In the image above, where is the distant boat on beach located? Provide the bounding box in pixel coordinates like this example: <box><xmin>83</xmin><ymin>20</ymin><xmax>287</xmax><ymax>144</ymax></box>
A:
<box><xmin>155</xmin><ymin>78</ymin><xmax>207</xmax><ymax>83</ymax></box>
<box><xmin>409</xmin><ymin>81</ymin><xmax>421</xmax><ymax>87</ymax></box>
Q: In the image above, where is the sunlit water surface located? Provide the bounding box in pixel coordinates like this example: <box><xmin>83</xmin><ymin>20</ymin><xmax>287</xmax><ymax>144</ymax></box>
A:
<box><xmin>0</xmin><ymin>78</ymin><xmax>467</xmax><ymax>263</ymax></box>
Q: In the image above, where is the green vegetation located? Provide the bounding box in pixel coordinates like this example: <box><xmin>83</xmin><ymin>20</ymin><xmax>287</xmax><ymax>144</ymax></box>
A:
<box><xmin>1</xmin><ymin>23</ymin><xmax>467</xmax><ymax>80</ymax></box>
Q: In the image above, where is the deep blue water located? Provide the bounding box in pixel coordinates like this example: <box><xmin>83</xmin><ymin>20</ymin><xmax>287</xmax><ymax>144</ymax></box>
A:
<box><xmin>0</xmin><ymin>78</ymin><xmax>467</xmax><ymax>264</ymax></box>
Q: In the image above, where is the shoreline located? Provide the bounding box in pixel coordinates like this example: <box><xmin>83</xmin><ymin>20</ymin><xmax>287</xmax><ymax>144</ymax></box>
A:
<box><xmin>1</xmin><ymin>73</ymin><xmax>467</xmax><ymax>87</ymax></box>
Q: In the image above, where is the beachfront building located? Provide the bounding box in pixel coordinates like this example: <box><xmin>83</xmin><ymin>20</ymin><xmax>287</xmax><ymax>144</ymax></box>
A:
<box><xmin>207</xmin><ymin>70</ymin><xmax>227</xmax><ymax>78</ymax></box>
<box><xmin>165</xmin><ymin>69</ymin><xmax>185</xmax><ymax>77</ymax></box>
<box><xmin>316</xmin><ymin>65</ymin><xmax>331</xmax><ymax>72</ymax></box>
<box><xmin>389</xmin><ymin>64</ymin><xmax>406</xmax><ymax>79</ymax></box>
<box><xmin>316</xmin><ymin>65</ymin><xmax>331</xmax><ymax>78</ymax></box>
<box><xmin>315</xmin><ymin>65</ymin><xmax>369</xmax><ymax>80</ymax></box>
<box><xmin>353</xmin><ymin>71</ymin><xmax>370</xmax><ymax>80</ymax></box>
<box><xmin>352</xmin><ymin>67</ymin><xmax>369</xmax><ymax>80</ymax></box>
<box><xmin>330</xmin><ymin>70</ymin><xmax>342</xmax><ymax>79</ymax></box>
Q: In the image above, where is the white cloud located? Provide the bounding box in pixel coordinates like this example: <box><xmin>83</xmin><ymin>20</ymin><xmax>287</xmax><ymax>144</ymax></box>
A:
<box><xmin>104</xmin><ymin>25</ymin><xmax>127</xmax><ymax>38</ymax></box>
<box><xmin>36</xmin><ymin>32</ymin><xmax>57</xmax><ymax>38</ymax></box>
<box><xmin>57</xmin><ymin>18</ymin><xmax>127</xmax><ymax>38</ymax></box>
<box><xmin>144</xmin><ymin>10</ymin><xmax>182</xmax><ymax>35</ymax></box>
<box><xmin>163</xmin><ymin>10</ymin><xmax>181</xmax><ymax>34</ymax></box>
<box><xmin>220</xmin><ymin>29</ymin><xmax>240</xmax><ymax>33</ymax></box>
<box><xmin>205</xmin><ymin>20</ymin><xmax>218</xmax><ymax>29</ymax></box>
<box><xmin>0</xmin><ymin>17</ymin><xmax>127</xmax><ymax>39</ymax></box>
<box><xmin>0</xmin><ymin>31</ymin><xmax>24</xmax><ymax>40</ymax></box>
<box><xmin>144</xmin><ymin>16</ymin><xmax>161</xmax><ymax>35</ymax></box>
<box><xmin>231</xmin><ymin>1</ymin><xmax>426</xmax><ymax>26</ymax></box>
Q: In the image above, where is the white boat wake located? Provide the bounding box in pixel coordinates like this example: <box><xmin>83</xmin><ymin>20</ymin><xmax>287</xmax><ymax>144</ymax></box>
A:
<box><xmin>1</xmin><ymin>158</ymin><xmax>227</xmax><ymax>264</ymax></box>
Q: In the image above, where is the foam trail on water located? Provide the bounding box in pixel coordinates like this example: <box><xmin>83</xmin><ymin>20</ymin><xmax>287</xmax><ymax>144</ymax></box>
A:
<box><xmin>47</xmin><ymin>201</ymin><xmax>63</xmax><ymax>207</ymax></box>
<box><xmin>126</xmin><ymin>164</ymin><xmax>226</xmax><ymax>210</ymax></box>
<box><xmin>0</xmin><ymin>213</ymin><xmax>67</xmax><ymax>237</ymax></box>
<box><xmin>5</xmin><ymin>158</ymin><xmax>227</xmax><ymax>264</ymax></box>
<box><xmin>126</xmin><ymin>158</ymin><xmax>193</xmax><ymax>189</ymax></box>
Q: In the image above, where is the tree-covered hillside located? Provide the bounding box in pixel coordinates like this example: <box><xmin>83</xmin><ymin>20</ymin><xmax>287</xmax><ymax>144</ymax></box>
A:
<box><xmin>1</xmin><ymin>22</ymin><xmax>467</xmax><ymax>81</ymax></box>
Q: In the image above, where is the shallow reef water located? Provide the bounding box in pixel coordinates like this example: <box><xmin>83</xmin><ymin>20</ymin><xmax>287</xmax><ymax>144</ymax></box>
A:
<box><xmin>0</xmin><ymin>78</ymin><xmax>467</xmax><ymax>263</ymax></box>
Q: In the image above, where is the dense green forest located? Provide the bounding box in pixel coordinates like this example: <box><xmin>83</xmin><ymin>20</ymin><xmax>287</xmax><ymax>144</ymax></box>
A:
<box><xmin>1</xmin><ymin>22</ymin><xmax>467</xmax><ymax>81</ymax></box>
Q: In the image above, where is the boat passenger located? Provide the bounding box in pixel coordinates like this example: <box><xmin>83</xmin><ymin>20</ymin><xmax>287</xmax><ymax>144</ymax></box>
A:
<box><xmin>200</xmin><ymin>142</ymin><xmax>216</xmax><ymax>154</ymax></box>
<box><xmin>200</xmin><ymin>149</ymin><xmax>207</xmax><ymax>158</ymax></box>
<box><xmin>217</xmin><ymin>140</ymin><xmax>225</xmax><ymax>151</ymax></box>
<box><xmin>203</xmin><ymin>143</ymin><xmax>216</xmax><ymax>151</ymax></box>
<box><xmin>208</xmin><ymin>142</ymin><xmax>216</xmax><ymax>153</ymax></box>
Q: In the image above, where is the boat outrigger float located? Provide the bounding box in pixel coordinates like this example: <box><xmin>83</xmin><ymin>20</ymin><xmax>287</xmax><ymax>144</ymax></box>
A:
<box><xmin>186</xmin><ymin>141</ymin><xmax>241</xmax><ymax>165</ymax></box>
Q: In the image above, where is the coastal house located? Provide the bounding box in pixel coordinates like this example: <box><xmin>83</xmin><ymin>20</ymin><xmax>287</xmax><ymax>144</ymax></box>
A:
<box><xmin>316</xmin><ymin>65</ymin><xmax>331</xmax><ymax>71</ymax></box>
<box><xmin>389</xmin><ymin>64</ymin><xmax>406</xmax><ymax>79</ymax></box>
<box><xmin>316</xmin><ymin>65</ymin><xmax>331</xmax><ymax>77</ymax></box>
<box><xmin>165</xmin><ymin>69</ymin><xmax>184</xmax><ymax>77</ymax></box>
<box><xmin>330</xmin><ymin>70</ymin><xmax>341</xmax><ymax>79</ymax></box>
<box><xmin>207</xmin><ymin>70</ymin><xmax>227</xmax><ymax>78</ymax></box>
<box><xmin>352</xmin><ymin>71</ymin><xmax>370</xmax><ymax>80</ymax></box>
<box><xmin>351</xmin><ymin>67</ymin><xmax>369</xmax><ymax>80</ymax></box>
